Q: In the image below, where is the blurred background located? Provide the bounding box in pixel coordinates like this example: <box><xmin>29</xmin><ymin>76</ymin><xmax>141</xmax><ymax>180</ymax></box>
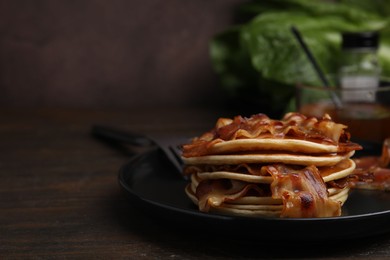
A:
<box><xmin>1</xmin><ymin>0</ymin><xmax>389</xmax><ymax>118</ymax></box>
<box><xmin>0</xmin><ymin>0</ymin><xmax>246</xmax><ymax>109</ymax></box>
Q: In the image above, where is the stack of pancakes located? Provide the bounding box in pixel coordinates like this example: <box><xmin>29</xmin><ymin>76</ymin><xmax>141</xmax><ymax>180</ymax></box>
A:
<box><xmin>181</xmin><ymin>113</ymin><xmax>362</xmax><ymax>218</ymax></box>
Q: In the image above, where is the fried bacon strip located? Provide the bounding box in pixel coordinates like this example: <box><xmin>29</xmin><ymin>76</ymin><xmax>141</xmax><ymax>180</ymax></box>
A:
<box><xmin>379</xmin><ymin>138</ymin><xmax>390</xmax><ymax>168</ymax></box>
<box><xmin>182</xmin><ymin>112</ymin><xmax>360</xmax><ymax>157</ymax></box>
<box><xmin>195</xmin><ymin>179</ymin><xmax>269</xmax><ymax>212</ymax></box>
<box><xmin>263</xmin><ymin>164</ymin><xmax>341</xmax><ymax>218</ymax></box>
<box><xmin>183</xmin><ymin>163</ymin><xmax>265</xmax><ymax>176</ymax></box>
<box><xmin>194</xmin><ymin>164</ymin><xmax>341</xmax><ymax>218</ymax></box>
<box><xmin>351</xmin><ymin>138</ymin><xmax>390</xmax><ymax>190</ymax></box>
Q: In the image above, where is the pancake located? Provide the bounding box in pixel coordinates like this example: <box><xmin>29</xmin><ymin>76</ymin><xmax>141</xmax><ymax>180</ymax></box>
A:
<box><xmin>328</xmin><ymin>187</ymin><xmax>350</xmax><ymax>204</ymax></box>
<box><xmin>181</xmin><ymin>112</ymin><xmax>362</xmax><ymax>218</ymax></box>
<box><xmin>185</xmin><ymin>184</ymin><xmax>350</xmax><ymax>217</ymax></box>
<box><xmin>188</xmin><ymin>159</ymin><xmax>355</xmax><ymax>184</ymax></box>
<box><xmin>224</xmin><ymin>196</ymin><xmax>282</xmax><ymax>205</ymax></box>
<box><xmin>320</xmin><ymin>159</ymin><xmax>356</xmax><ymax>182</ymax></box>
<box><xmin>211</xmin><ymin>206</ymin><xmax>282</xmax><ymax>217</ymax></box>
<box><xmin>182</xmin><ymin>151</ymin><xmax>355</xmax><ymax>167</ymax></box>
<box><xmin>208</xmin><ymin>138</ymin><xmax>340</xmax><ymax>154</ymax></box>
<box><xmin>196</xmin><ymin>171</ymin><xmax>273</xmax><ymax>183</ymax></box>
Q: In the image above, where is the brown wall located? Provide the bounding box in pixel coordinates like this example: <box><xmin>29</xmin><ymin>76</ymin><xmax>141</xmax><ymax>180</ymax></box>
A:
<box><xmin>0</xmin><ymin>0</ymin><xmax>246</xmax><ymax>108</ymax></box>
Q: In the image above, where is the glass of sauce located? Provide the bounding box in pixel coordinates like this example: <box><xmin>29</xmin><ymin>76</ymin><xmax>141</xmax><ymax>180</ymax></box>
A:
<box><xmin>296</xmin><ymin>83</ymin><xmax>390</xmax><ymax>143</ymax></box>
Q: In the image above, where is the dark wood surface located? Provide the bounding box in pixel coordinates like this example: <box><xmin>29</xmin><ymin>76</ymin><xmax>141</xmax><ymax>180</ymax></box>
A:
<box><xmin>1</xmin><ymin>107</ymin><xmax>390</xmax><ymax>259</ymax></box>
<box><xmin>0</xmin><ymin>0</ymin><xmax>244</xmax><ymax>108</ymax></box>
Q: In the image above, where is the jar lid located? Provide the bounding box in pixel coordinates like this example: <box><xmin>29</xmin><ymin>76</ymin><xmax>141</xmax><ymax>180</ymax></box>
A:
<box><xmin>341</xmin><ymin>31</ymin><xmax>379</xmax><ymax>50</ymax></box>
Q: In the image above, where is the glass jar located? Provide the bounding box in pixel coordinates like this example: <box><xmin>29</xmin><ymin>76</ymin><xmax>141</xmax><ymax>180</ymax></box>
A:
<box><xmin>338</xmin><ymin>31</ymin><xmax>380</xmax><ymax>102</ymax></box>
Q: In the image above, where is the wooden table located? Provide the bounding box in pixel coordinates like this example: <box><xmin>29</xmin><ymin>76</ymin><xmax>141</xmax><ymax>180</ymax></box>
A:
<box><xmin>1</xmin><ymin>107</ymin><xmax>390</xmax><ymax>259</ymax></box>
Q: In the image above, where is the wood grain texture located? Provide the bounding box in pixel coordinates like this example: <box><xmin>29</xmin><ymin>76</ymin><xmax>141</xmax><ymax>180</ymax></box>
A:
<box><xmin>0</xmin><ymin>0</ymin><xmax>245</xmax><ymax>108</ymax></box>
<box><xmin>0</xmin><ymin>108</ymin><xmax>389</xmax><ymax>259</ymax></box>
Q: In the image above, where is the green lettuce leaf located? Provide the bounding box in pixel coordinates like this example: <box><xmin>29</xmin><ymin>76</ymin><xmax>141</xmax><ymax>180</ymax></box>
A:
<box><xmin>210</xmin><ymin>0</ymin><xmax>390</xmax><ymax>116</ymax></box>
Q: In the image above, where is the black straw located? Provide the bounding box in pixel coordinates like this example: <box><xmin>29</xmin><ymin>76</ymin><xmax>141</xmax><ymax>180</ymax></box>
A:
<box><xmin>290</xmin><ymin>26</ymin><xmax>342</xmax><ymax>109</ymax></box>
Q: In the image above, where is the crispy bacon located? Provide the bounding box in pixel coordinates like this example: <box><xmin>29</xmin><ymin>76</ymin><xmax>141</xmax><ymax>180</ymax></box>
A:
<box><xmin>183</xmin><ymin>163</ymin><xmax>265</xmax><ymax>176</ymax></box>
<box><xmin>351</xmin><ymin>138</ymin><xmax>390</xmax><ymax>191</ymax></box>
<box><xmin>195</xmin><ymin>179</ymin><xmax>270</xmax><ymax>212</ymax></box>
<box><xmin>350</xmin><ymin>158</ymin><xmax>390</xmax><ymax>190</ymax></box>
<box><xmin>379</xmin><ymin>138</ymin><xmax>390</xmax><ymax>168</ymax></box>
<box><xmin>327</xmin><ymin>178</ymin><xmax>350</xmax><ymax>189</ymax></box>
<box><xmin>193</xmin><ymin>164</ymin><xmax>342</xmax><ymax>217</ymax></box>
<box><xmin>263</xmin><ymin>164</ymin><xmax>341</xmax><ymax>218</ymax></box>
<box><xmin>182</xmin><ymin>112</ymin><xmax>360</xmax><ymax>157</ymax></box>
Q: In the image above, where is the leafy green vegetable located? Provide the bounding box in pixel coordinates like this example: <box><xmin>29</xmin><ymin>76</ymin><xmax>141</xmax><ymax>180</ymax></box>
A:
<box><xmin>210</xmin><ymin>0</ymin><xmax>390</xmax><ymax>117</ymax></box>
